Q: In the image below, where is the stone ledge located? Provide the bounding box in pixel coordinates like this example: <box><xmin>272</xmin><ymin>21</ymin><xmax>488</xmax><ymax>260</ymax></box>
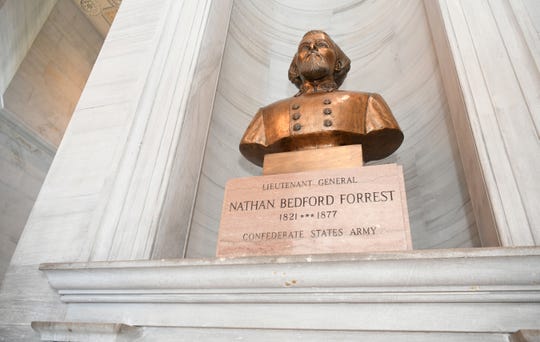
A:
<box><xmin>39</xmin><ymin>247</ymin><xmax>540</xmax><ymax>304</ymax></box>
<box><xmin>35</xmin><ymin>247</ymin><xmax>540</xmax><ymax>333</ymax></box>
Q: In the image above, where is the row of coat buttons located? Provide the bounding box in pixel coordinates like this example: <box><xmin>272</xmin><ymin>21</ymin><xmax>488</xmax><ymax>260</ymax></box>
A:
<box><xmin>292</xmin><ymin>108</ymin><xmax>332</xmax><ymax>120</ymax></box>
<box><xmin>291</xmin><ymin>99</ymin><xmax>334</xmax><ymax>131</ymax></box>
<box><xmin>292</xmin><ymin>119</ymin><xmax>333</xmax><ymax>131</ymax></box>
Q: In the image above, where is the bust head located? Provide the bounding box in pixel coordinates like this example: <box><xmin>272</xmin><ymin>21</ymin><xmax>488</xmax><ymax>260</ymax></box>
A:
<box><xmin>288</xmin><ymin>31</ymin><xmax>351</xmax><ymax>94</ymax></box>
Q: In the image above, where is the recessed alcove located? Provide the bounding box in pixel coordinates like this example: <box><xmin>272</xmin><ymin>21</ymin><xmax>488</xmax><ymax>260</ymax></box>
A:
<box><xmin>1</xmin><ymin>0</ymin><xmax>538</xmax><ymax>339</ymax></box>
<box><xmin>184</xmin><ymin>0</ymin><xmax>480</xmax><ymax>257</ymax></box>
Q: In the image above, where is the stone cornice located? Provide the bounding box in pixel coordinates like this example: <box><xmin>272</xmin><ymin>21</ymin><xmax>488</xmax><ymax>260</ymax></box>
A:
<box><xmin>40</xmin><ymin>247</ymin><xmax>540</xmax><ymax>304</ymax></box>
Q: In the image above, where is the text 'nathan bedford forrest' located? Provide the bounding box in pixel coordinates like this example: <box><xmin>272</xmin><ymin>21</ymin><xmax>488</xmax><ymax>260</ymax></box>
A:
<box><xmin>229</xmin><ymin>190</ymin><xmax>396</xmax><ymax>212</ymax></box>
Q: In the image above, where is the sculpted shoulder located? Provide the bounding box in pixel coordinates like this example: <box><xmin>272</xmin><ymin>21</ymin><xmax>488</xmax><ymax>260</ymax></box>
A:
<box><xmin>330</xmin><ymin>90</ymin><xmax>382</xmax><ymax>102</ymax></box>
<box><xmin>259</xmin><ymin>96</ymin><xmax>294</xmax><ymax>113</ymax></box>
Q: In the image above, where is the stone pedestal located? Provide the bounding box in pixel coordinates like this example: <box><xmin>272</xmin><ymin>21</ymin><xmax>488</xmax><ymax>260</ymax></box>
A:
<box><xmin>217</xmin><ymin>155</ymin><xmax>411</xmax><ymax>257</ymax></box>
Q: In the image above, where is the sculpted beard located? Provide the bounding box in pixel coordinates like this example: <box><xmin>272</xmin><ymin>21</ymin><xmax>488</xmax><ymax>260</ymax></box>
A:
<box><xmin>299</xmin><ymin>53</ymin><xmax>331</xmax><ymax>81</ymax></box>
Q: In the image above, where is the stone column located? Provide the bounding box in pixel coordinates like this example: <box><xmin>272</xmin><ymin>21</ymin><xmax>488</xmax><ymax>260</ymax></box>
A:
<box><xmin>425</xmin><ymin>0</ymin><xmax>540</xmax><ymax>246</ymax></box>
<box><xmin>85</xmin><ymin>0</ymin><xmax>233</xmax><ymax>261</ymax></box>
<box><xmin>0</xmin><ymin>0</ymin><xmax>232</xmax><ymax>337</ymax></box>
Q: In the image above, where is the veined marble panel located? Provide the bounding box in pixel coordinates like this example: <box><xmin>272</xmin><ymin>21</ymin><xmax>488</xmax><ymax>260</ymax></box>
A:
<box><xmin>0</xmin><ymin>0</ymin><xmax>104</xmax><ymax>283</ymax></box>
<box><xmin>522</xmin><ymin>0</ymin><xmax>540</xmax><ymax>50</ymax></box>
<box><xmin>0</xmin><ymin>0</ymin><xmax>56</xmax><ymax>96</ymax></box>
<box><xmin>426</xmin><ymin>0</ymin><xmax>540</xmax><ymax>246</ymax></box>
<box><xmin>0</xmin><ymin>0</ymin><xmax>177</xmax><ymax>336</ymax></box>
<box><xmin>4</xmin><ymin>0</ymin><xmax>103</xmax><ymax>148</ymax></box>
<box><xmin>187</xmin><ymin>0</ymin><xmax>479</xmax><ymax>257</ymax></box>
<box><xmin>0</xmin><ymin>109</ymin><xmax>53</xmax><ymax>284</ymax></box>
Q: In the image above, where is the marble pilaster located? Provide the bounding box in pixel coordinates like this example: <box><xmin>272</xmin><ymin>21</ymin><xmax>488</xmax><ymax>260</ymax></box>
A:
<box><xmin>425</xmin><ymin>0</ymin><xmax>540</xmax><ymax>246</ymax></box>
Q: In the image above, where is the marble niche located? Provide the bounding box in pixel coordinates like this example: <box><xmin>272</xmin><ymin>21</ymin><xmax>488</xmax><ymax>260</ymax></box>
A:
<box><xmin>186</xmin><ymin>0</ymin><xmax>480</xmax><ymax>257</ymax></box>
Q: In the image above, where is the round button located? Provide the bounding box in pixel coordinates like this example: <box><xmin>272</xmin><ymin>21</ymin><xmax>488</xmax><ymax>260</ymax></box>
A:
<box><xmin>323</xmin><ymin>99</ymin><xmax>331</xmax><ymax>105</ymax></box>
<box><xmin>323</xmin><ymin>108</ymin><xmax>332</xmax><ymax>115</ymax></box>
<box><xmin>292</xmin><ymin>104</ymin><xmax>300</xmax><ymax>110</ymax></box>
<box><xmin>293</xmin><ymin>123</ymin><xmax>302</xmax><ymax>131</ymax></box>
<box><xmin>324</xmin><ymin>119</ymin><xmax>333</xmax><ymax>127</ymax></box>
<box><xmin>292</xmin><ymin>113</ymin><xmax>301</xmax><ymax>120</ymax></box>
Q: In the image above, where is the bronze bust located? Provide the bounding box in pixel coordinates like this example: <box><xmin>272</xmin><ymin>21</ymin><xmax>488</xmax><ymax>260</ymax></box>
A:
<box><xmin>240</xmin><ymin>30</ymin><xmax>403</xmax><ymax>166</ymax></box>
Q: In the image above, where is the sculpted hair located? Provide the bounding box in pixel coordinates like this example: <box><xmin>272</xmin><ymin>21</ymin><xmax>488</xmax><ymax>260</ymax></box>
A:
<box><xmin>288</xmin><ymin>30</ymin><xmax>351</xmax><ymax>89</ymax></box>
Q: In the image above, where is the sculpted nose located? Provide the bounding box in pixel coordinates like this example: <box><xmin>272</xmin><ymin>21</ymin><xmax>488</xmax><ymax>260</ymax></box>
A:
<box><xmin>309</xmin><ymin>42</ymin><xmax>317</xmax><ymax>51</ymax></box>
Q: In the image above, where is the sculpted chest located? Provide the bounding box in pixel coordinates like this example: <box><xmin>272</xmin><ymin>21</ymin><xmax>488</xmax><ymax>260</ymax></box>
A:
<box><xmin>262</xmin><ymin>92</ymin><xmax>368</xmax><ymax>144</ymax></box>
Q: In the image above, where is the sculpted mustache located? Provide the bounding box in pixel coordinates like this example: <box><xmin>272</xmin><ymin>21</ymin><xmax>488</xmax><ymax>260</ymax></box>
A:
<box><xmin>307</xmin><ymin>52</ymin><xmax>322</xmax><ymax>57</ymax></box>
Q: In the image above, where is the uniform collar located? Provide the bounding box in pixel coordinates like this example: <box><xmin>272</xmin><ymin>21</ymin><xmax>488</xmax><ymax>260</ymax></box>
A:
<box><xmin>295</xmin><ymin>79</ymin><xmax>338</xmax><ymax>96</ymax></box>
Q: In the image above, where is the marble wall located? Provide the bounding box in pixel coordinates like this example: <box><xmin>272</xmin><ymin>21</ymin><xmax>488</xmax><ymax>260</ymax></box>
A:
<box><xmin>0</xmin><ymin>0</ymin><xmax>56</xmax><ymax>97</ymax></box>
<box><xmin>523</xmin><ymin>0</ymin><xmax>540</xmax><ymax>36</ymax></box>
<box><xmin>3</xmin><ymin>0</ymin><xmax>104</xmax><ymax>148</ymax></box>
<box><xmin>425</xmin><ymin>0</ymin><xmax>540</xmax><ymax>246</ymax></box>
<box><xmin>0</xmin><ymin>110</ymin><xmax>53</xmax><ymax>285</ymax></box>
<box><xmin>0</xmin><ymin>0</ymin><xmax>104</xmax><ymax>283</ymax></box>
<box><xmin>0</xmin><ymin>1</ymin><xmax>231</xmax><ymax>336</ymax></box>
<box><xmin>186</xmin><ymin>0</ymin><xmax>480</xmax><ymax>257</ymax></box>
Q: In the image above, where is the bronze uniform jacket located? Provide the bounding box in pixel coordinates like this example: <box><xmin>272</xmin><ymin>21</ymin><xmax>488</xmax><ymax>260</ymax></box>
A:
<box><xmin>240</xmin><ymin>90</ymin><xmax>403</xmax><ymax>166</ymax></box>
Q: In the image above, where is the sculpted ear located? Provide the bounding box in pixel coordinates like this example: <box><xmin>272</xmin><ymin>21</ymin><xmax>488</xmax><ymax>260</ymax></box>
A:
<box><xmin>288</xmin><ymin>53</ymin><xmax>302</xmax><ymax>89</ymax></box>
<box><xmin>333</xmin><ymin>47</ymin><xmax>350</xmax><ymax>88</ymax></box>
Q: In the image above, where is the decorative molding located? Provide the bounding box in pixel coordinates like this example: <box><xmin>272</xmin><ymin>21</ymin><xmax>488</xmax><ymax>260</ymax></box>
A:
<box><xmin>39</xmin><ymin>248</ymin><xmax>540</xmax><ymax>332</ymax></box>
<box><xmin>40</xmin><ymin>247</ymin><xmax>540</xmax><ymax>303</ymax></box>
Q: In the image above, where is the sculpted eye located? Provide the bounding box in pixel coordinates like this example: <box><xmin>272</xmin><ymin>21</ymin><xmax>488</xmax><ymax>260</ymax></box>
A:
<box><xmin>316</xmin><ymin>41</ymin><xmax>329</xmax><ymax>48</ymax></box>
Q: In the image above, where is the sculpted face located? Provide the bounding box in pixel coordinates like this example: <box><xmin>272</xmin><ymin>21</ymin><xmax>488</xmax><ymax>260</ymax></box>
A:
<box><xmin>297</xmin><ymin>32</ymin><xmax>337</xmax><ymax>82</ymax></box>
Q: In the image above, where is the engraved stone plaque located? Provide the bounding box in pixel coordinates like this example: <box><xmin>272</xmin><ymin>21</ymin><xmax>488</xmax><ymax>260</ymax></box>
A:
<box><xmin>217</xmin><ymin>165</ymin><xmax>412</xmax><ymax>257</ymax></box>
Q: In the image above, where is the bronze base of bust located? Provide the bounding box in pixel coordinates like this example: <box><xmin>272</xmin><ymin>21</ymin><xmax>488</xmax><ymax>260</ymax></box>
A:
<box><xmin>263</xmin><ymin>145</ymin><xmax>364</xmax><ymax>175</ymax></box>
